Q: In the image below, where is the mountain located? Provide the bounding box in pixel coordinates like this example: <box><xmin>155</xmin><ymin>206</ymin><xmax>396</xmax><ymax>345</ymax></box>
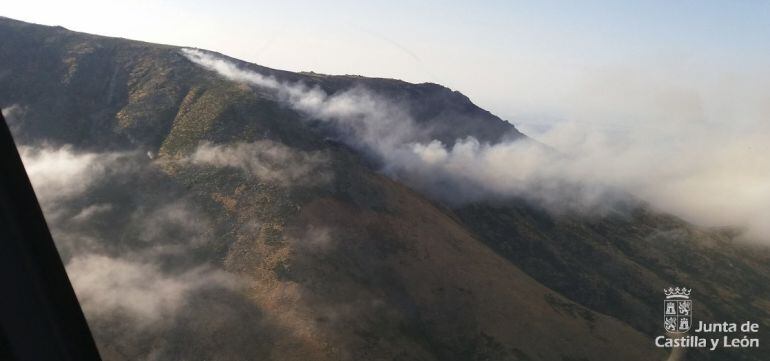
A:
<box><xmin>1</xmin><ymin>17</ymin><xmax>768</xmax><ymax>361</ymax></box>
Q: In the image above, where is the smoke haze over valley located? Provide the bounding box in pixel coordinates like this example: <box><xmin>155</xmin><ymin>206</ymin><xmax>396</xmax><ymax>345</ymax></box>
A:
<box><xmin>1</xmin><ymin>14</ymin><xmax>769</xmax><ymax>361</ymax></box>
<box><xmin>182</xmin><ymin>48</ymin><xmax>770</xmax><ymax>242</ymax></box>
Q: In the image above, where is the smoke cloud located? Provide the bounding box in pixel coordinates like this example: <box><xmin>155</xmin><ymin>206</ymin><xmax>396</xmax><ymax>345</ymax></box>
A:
<box><xmin>182</xmin><ymin>49</ymin><xmax>423</xmax><ymax>156</ymax></box>
<box><xmin>1</xmin><ymin>104</ymin><xmax>25</xmax><ymax>134</ymax></box>
<box><xmin>17</xmin><ymin>144</ymin><xmax>263</xmax><ymax>359</ymax></box>
<box><xmin>18</xmin><ymin>145</ymin><xmax>122</xmax><ymax>205</ymax></box>
<box><xmin>182</xmin><ymin>49</ymin><xmax>770</xmax><ymax>241</ymax></box>
<box><xmin>189</xmin><ymin>140</ymin><xmax>332</xmax><ymax>186</ymax></box>
<box><xmin>68</xmin><ymin>254</ymin><xmax>240</xmax><ymax>327</ymax></box>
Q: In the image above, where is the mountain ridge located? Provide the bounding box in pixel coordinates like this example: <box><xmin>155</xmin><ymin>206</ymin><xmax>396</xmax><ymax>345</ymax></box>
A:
<box><xmin>1</xmin><ymin>16</ymin><xmax>768</xmax><ymax>361</ymax></box>
<box><xmin>0</xmin><ymin>16</ymin><xmax>521</xmax><ymax>151</ymax></box>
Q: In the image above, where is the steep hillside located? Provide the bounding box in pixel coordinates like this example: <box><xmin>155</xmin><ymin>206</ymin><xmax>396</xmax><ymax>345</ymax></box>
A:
<box><xmin>0</xmin><ymin>17</ymin><xmax>519</xmax><ymax>151</ymax></box>
<box><xmin>1</xmin><ymin>16</ymin><xmax>767</xmax><ymax>361</ymax></box>
<box><xmin>456</xmin><ymin>202</ymin><xmax>770</xmax><ymax>361</ymax></box>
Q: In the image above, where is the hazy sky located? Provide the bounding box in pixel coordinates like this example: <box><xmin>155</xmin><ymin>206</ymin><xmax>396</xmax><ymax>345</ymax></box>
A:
<box><xmin>6</xmin><ymin>1</ymin><xmax>770</xmax><ymax>133</ymax></box>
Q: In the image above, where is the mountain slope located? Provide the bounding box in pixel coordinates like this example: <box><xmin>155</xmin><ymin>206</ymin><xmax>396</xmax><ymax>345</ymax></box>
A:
<box><xmin>1</xmin><ymin>16</ymin><xmax>767</xmax><ymax>361</ymax></box>
<box><xmin>456</xmin><ymin>202</ymin><xmax>770</xmax><ymax>360</ymax></box>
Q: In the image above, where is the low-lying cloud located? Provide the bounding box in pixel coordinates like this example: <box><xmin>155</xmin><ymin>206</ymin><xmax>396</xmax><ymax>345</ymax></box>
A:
<box><xmin>183</xmin><ymin>48</ymin><xmax>770</xmax><ymax>241</ymax></box>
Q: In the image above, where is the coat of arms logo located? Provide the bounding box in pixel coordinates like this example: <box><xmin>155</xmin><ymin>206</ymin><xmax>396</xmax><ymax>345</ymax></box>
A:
<box><xmin>664</xmin><ymin>287</ymin><xmax>692</xmax><ymax>333</ymax></box>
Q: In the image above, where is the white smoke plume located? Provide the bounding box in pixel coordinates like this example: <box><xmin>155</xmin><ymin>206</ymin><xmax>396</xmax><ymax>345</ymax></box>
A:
<box><xmin>189</xmin><ymin>140</ymin><xmax>332</xmax><ymax>186</ymax></box>
<box><xmin>181</xmin><ymin>49</ymin><xmax>420</xmax><ymax>155</ymax></box>
<box><xmin>1</xmin><ymin>104</ymin><xmax>23</xmax><ymax>118</ymax></box>
<box><xmin>182</xmin><ymin>49</ymin><xmax>770</xmax><ymax>242</ymax></box>
<box><xmin>71</xmin><ymin>203</ymin><xmax>113</xmax><ymax>223</ymax></box>
<box><xmin>18</xmin><ymin>144</ymin><xmax>247</xmax><ymax>329</ymax></box>
<box><xmin>2</xmin><ymin>104</ymin><xmax>25</xmax><ymax>134</ymax></box>
<box><xmin>68</xmin><ymin>254</ymin><xmax>240</xmax><ymax>327</ymax></box>
<box><xmin>18</xmin><ymin>145</ymin><xmax>122</xmax><ymax>205</ymax></box>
